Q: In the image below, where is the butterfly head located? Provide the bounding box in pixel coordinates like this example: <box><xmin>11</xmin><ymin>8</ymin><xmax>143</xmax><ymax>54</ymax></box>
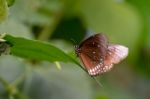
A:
<box><xmin>74</xmin><ymin>45</ymin><xmax>81</xmax><ymax>57</ymax></box>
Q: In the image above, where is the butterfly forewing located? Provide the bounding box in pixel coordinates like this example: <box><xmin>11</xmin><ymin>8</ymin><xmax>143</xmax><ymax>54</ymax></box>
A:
<box><xmin>77</xmin><ymin>33</ymin><xmax>108</xmax><ymax>76</ymax></box>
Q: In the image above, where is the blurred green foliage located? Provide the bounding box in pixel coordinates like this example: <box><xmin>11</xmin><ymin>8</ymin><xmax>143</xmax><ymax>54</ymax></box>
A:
<box><xmin>0</xmin><ymin>0</ymin><xmax>8</xmax><ymax>23</ymax></box>
<box><xmin>6</xmin><ymin>0</ymin><xmax>15</xmax><ymax>7</ymax></box>
<box><xmin>0</xmin><ymin>0</ymin><xmax>150</xmax><ymax>99</ymax></box>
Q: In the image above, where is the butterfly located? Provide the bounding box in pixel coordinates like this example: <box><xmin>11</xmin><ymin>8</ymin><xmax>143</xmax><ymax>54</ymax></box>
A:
<box><xmin>75</xmin><ymin>33</ymin><xmax>128</xmax><ymax>76</ymax></box>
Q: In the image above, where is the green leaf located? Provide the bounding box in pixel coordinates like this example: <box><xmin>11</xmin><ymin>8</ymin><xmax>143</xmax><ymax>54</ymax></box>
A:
<box><xmin>0</xmin><ymin>0</ymin><xmax>8</xmax><ymax>23</ymax></box>
<box><xmin>4</xmin><ymin>35</ymin><xmax>80</xmax><ymax>65</ymax></box>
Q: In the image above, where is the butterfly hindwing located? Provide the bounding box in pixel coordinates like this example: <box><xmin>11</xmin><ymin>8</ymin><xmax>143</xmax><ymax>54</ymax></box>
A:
<box><xmin>102</xmin><ymin>44</ymin><xmax>129</xmax><ymax>73</ymax></box>
<box><xmin>104</xmin><ymin>44</ymin><xmax>128</xmax><ymax>65</ymax></box>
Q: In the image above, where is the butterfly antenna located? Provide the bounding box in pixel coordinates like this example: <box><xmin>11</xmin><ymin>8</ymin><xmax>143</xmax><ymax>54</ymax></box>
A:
<box><xmin>92</xmin><ymin>77</ymin><xmax>103</xmax><ymax>87</ymax></box>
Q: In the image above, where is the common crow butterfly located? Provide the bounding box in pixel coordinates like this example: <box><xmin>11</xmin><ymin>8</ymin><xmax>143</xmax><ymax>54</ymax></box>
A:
<box><xmin>75</xmin><ymin>33</ymin><xmax>128</xmax><ymax>76</ymax></box>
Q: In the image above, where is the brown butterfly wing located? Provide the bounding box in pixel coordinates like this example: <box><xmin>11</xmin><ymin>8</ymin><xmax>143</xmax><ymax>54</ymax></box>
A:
<box><xmin>78</xmin><ymin>33</ymin><xmax>108</xmax><ymax>76</ymax></box>
<box><xmin>103</xmin><ymin>44</ymin><xmax>129</xmax><ymax>72</ymax></box>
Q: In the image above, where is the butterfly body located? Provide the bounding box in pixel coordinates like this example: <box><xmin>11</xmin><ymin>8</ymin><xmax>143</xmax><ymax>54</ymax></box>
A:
<box><xmin>75</xmin><ymin>33</ymin><xmax>128</xmax><ymax>76</ymax></box>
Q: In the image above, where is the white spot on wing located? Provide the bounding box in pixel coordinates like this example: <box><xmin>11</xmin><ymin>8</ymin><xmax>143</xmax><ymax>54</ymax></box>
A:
<box><xmin>88</xmin><ymin>60</ymin><xmax>115</xmax><ymax>76</ymax></box>
<box><xmin>93</xmin><ymin>51</ymin><xmax>96</xmax><ymax>54</ymax></box>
